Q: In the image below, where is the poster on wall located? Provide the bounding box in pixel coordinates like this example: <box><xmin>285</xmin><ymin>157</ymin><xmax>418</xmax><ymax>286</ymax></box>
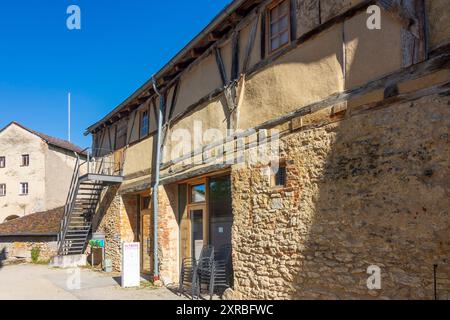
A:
<box><xmin>121</xmin><ymin>242</ymin><xmax>140</xmax><ymax>288</ymax></box>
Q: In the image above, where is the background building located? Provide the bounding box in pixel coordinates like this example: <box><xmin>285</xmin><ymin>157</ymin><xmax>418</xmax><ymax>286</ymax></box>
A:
<box><xmin>0</xmin><ymin>122</ymin><xmax>86</xmax><ymax>222</ymax></box>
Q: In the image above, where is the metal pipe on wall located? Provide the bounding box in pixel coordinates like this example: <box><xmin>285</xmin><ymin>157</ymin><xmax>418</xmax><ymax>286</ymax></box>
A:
<box><xmin>151</xmin><ymin>77</ymin><xmax>165</xmax><ymax>280</ymax></box>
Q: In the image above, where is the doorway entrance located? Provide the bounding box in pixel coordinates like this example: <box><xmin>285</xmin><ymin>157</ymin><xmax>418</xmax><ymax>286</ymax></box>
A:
<box><xmin>139</xmin><ymin>194</ymin><xmax>153</xmax><ymax>274</ymax></box>
<box><xmin>179</xmin><ymin>174</ymin><xmax>232</xmax><ymax>264</ymax></box>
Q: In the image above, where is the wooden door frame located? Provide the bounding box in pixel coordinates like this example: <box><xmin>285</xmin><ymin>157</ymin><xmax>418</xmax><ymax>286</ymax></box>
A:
<box><xmin>178</xmin><ymin>171</ymin><xmax>231</xmax><ymax>264</ymax></box>
<box><xmin>139</xmin><ymin>191</ymin><xmax>152</xmax><ymax>273</ymax></box>
<box><xmin>186</xmin><ymin>178</ymin><xmax>209</xmax><ymax>252</ymax></box>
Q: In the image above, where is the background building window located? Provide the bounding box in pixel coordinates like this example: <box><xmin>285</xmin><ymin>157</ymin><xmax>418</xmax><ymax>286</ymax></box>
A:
<box><xmin>20</xmin><ymin>182</ymin><xmax>28</xmax><ymax>195</ymax></box>
<box><xmin>268</xmin><ymin>0</ymin><xmax>290</xmax><ymax>52</ymax></box>
<box><xmin>140</xmin><ymin>110</ymin><xmax>149</xmax><ymax>139</ymax></box>
<box><xmin>0</xmin><ymin>156</ymin><xmax>5</xmax><ymax>168</ymax></box>
<box><xmin>0</xmin><ymin>184</ymin><xmax>6</xmax><ymax>196</ymax></box>
<box><xmin>21</xmin><ymin>154</ymin><xmax>29</xmax><ymax>167</ymax></box>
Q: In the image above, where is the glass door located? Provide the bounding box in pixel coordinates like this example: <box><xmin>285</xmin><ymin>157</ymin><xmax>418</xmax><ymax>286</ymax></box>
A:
<box><xmin>190</xmin><ymin>208</ymin><xmax>204</xmax><ymax>260</ymax></box>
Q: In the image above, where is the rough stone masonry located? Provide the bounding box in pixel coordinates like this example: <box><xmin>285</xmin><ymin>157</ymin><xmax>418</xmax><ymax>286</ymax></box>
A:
<box><xmin>231</xmin><ymin>93</ymin><xmax>450</xmax><ymax>299</ymax></box>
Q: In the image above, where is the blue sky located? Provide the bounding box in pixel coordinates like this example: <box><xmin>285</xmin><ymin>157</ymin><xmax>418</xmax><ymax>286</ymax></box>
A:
<box><xmin>0</xmin><ymin>0</ymin><xmax>230</xmax><ymax>148</ymax></box>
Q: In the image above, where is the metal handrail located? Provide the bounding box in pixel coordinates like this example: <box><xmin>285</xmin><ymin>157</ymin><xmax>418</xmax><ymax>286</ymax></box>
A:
<box><xmin>58</xmin><ymin>151</ymin><xmax>81</xmax><ymax>254</ymax></box>
<box><xmin>57</xmin><ymin>147</ymin><xmax>125</xmax><ymax>255</ymax></box>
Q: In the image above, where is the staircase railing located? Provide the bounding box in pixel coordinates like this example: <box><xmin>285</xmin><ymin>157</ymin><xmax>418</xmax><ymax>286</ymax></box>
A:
<box><xmin>57</xmin><ymin>150</ymin><xmax>84</xmax><ymax>255</ymax></box>
<box><xmin>57</xmin><ymin>147</ymin><xmax>125</xmax><ymax>255</ymax></box>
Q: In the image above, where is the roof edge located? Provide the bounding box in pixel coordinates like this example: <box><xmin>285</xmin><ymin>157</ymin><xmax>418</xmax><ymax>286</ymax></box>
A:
<box><xmin>85</xmin><ymin>0</ymin><xmax>249</xmax><ymax>134</ymax></box>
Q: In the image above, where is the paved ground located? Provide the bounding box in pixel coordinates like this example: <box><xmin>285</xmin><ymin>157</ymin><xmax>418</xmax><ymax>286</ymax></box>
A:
<box><xmin>0</xmin><ymin>264</ymin><xmax>187</xmax><ymax>300</ymax></box>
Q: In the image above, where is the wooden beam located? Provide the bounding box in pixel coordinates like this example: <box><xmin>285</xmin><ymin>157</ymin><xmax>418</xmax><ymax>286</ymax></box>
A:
<box><xmin>207</xmin><ymin>31</ymin><xmax>223</xmax><ymax>41</ymax></box>
<box><xmin>167</xmin><ymin>79</ymin><xmax>180</xmax><ymax>121</ymax></box>
<box><xmin>214</xmin><ymin>46</ymin><xmax>228</xmax><ymax>85</ymax></box>
<box><xmin>260</xmin><ymin>9</ymin><xmax>266</xmax><ymax>60</ymax></box>
<box><xmin>231</xmin><ymin>31</ymin><xmax>240</xmax><ymax>81</ymax></box>
<box><xmin>126</xmin><ymin>109</ymin><xmax>138</xmax><ymax>145</ymax></box>
<box><xmin>242</xmin><ymin>17</ymin><xmax>259</xmax><ymax>73</ymax></box>
<box><xmin>290</xmin><ymin>0</ymin><xmax>297</xmax><ymax>41</ymax></box>
<box><xmin>161</xmin><ymin>51</ymin><xmax>450</xmax><ymax>169</ymax></box>
<box><xmin>160</xmin><ymin>163</ymin><xmax>232</xmax><ymax>185</ymax></box>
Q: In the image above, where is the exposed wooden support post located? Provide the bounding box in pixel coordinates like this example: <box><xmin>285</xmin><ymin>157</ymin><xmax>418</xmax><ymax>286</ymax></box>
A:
<box><xmin>231</xmin><ymin>31</ymin><xmax>240</xmax><ymax>81</ymax></box>
<box><xmin>126</xmin><ymin>109</ymin><xmax>138</xmax><ymax>145</ymax></box>
<box><xmin>242</xmin><ymin>17</ymin><xmax>259</xmax><ymax>73</ymax></box>
<box><xmin>214</xmin><ymin>46</ymin><xmax>228</xmax><ymax>85</ymax></box>
<box><xmin>394</xmin><ymin>0</ymin><xmax>428</xmax><ymax>67</ymax></box>
<box><xmin>107</xmin><ymin>126</ymin><xmax>113</xmax><ymax>152</ymax></box>
<box><xmin>260</xmin><ymin>9</ymin><xmax>266</xmax><ymax>60</ymax></box>
<box><xmin>152</xmin><ymin>98</ymin><xmax>158</xmax><ymax>124</ymax></box>
<box><xmin>167</xmin><ymin>80</ymin><xmax>180</xmax><ymax>122</ymax></box>
<box><xmin>289</xmin><ymin>0</ymin><xmax>297</xmax><ymax>42</ymax></box>
<box><xmin>414</xmin><ymin>0</ymin><xmax>427</xmax><ymax>62</ymax></box>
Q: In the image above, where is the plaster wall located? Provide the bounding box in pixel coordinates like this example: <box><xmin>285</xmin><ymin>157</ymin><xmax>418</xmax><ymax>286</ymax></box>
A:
<box><xmin>0</xmin><ymin>125</ymin><xmax>47</xmax><ymax>222</ymax></box>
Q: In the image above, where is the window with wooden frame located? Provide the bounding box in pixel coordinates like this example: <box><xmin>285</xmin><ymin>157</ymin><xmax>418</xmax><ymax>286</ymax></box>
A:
<box><xmin>0</xmin><ymin>156</ymin><xmax>5</xmax><ymax>168</ymax></box>
<box><xmin>190</xmin><ymin>183</ymin><xmax>206</xmax><ymax>204</ymax></box>
<box><xmin>21</xmin><ymin>154</ymin><xmax>29</xmax><ymax>167</ymax></box>
<box><xmin>0</xmin><ymin>184</ymin><xmax>6</xmax><ymax>196</ymax></box>
<box><xmin>140</xmin><ymin>110</ymin><xmax>149</xmax><ymax>139</ymax></box>
<box><xmin>267</xmin><ymin>0</ymin><xmax>290</xmax><ymax>53</ymax></box>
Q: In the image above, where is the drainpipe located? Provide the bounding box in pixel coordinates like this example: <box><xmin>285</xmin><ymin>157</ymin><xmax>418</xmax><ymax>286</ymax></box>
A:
<box><xmin>151</xmin><ymin>76</ymin><xmax>164</xmax><ymax>281</ymax></box>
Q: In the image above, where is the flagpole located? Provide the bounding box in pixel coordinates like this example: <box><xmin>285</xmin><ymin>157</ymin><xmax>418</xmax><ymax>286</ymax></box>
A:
<box><xmin>68</xmin><ymin>92</ymin><xmax>71</xmax><ymax>142</ymax></box>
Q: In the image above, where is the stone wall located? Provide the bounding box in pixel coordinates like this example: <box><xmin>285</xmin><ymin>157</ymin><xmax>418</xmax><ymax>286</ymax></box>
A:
<box><xmin>92</xmin><ymin>185</ymin><xmax>123</xmax><ymax>271</ymax></box>
<box><xmin>231</xmin><ymin>92</ymin><xmax>450</xmax><ymax>299</ymax></box>
<box><xmin>0</xmin><ymin>236</ymin><xmax>57</xmax><ymax>263</ymax></box>
<box><xmin>157</xmin><ymin>185</ymin><xmax>180</xmax><ymax>284</ymax></box>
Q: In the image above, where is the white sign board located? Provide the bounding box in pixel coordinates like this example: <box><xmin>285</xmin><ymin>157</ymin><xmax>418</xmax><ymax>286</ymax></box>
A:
<box><xmin>121</xmin><ymin>242</ymin><xmax>140</xmax><ymax>288</ymax></box>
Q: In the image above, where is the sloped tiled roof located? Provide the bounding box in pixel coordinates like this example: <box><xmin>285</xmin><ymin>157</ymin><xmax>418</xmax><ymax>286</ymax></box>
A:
<box><xmin>0</xmin><ymin>122</ymin><xmax>86</xmax><ymax>155</ymax></box>
<box><xmin>0</xmin><ymin>207</ymin><xmax>64</xmax><ymax>236</ymax></box>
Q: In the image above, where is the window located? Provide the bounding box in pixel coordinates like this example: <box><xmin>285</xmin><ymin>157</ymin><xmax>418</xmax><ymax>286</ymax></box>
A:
<box><xmin>140</xmin><ymin>110</ymin><xmax>149</xmax><ymax>139</ymax></box>
<box><xmin>0</xmin><ymin>156</ymin><xmax>5</xmax><ymax>168</ymax></box>
<box><xmin>21</xmin><ymin>154</ymin><xmax>30</xmax><ymax>167</ymax></box>
<box><xmin>0</xmin><ymin>184</ymin><xmax>5</xmax><ymax>196</ymax></box>
<box><xmin>20</xmin><ymin>182</ymin><xmax>28</xmax><ymax>195</ymax></box>
<box><xmin>272</xmin><ymin>164</ymin><xmax>287</xmax><ymax>187</ymax></box>
<box><xmin>190</xmin><ymin>184</ymin><xmax>206</xmax><ymax>203</ymax></box>
<box><xmin>268</xmin><ymin>0</ymin><xmax>290</xmax><ymax>53</ymax></box>
<box><xmin>115</xmin><ymin>121</ymin><xmax>128</xmax><ymax>149</ymax></box>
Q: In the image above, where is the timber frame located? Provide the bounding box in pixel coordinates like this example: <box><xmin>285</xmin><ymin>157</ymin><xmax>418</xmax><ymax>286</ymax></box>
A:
<box><xmin>86</xmin><ymin>0</ymin><xmax>431</xmax><ymax>182</ymax></box>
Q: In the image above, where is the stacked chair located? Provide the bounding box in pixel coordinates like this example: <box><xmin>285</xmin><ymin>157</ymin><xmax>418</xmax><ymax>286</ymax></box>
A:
<box><xmin>178</xmin><ymin>244</ymin><xmax>233</xmax><ymax>299</ymax></box>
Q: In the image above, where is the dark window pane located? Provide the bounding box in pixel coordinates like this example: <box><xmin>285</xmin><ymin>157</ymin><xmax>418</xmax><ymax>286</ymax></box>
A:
<box><xmin>191</xmin><ymin>209</ymin><xmax>204</xmax><ymax>259</ymax></box>
<box><xmin>140</xmin><ymin>111</ymin><xmax>149</xmax><ymax>138</ymax></box>
<box><xmin>209</xmin><ymin>176</ymin><xmax>232</xmax><ymax>250</ymax></box>
<box><xmin>275</xmin><ymin>166</ymin><xmax>287</xmax><ymax>186</ymax></box>
<box><xmin>142</xmin><ymin>196</ymin><xmax>151</xmax><ymax>209</ymax></box>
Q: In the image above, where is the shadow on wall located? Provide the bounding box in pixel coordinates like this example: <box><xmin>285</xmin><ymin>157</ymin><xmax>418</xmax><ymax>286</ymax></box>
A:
<box><xmin>231</xmin><ymin>8</ymin><xmax>450</xmax><ymax>299</ymax></box>
<box><xmin>288</xmin><ymin>93</ymin><xmax>450</xmax><ymax>299</ymax></box>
